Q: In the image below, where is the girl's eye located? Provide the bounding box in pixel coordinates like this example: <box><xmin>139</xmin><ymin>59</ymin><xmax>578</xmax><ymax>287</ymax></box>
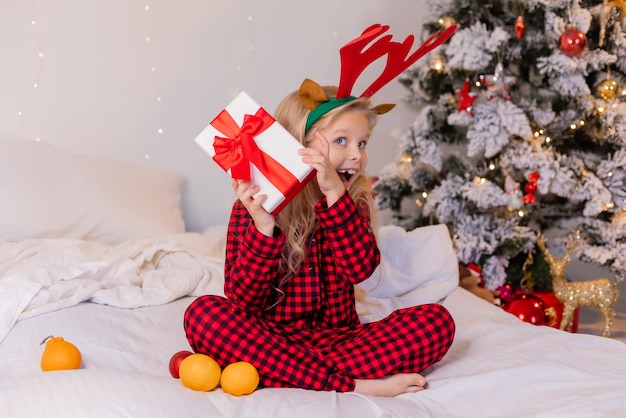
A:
<box><xmin>335</xmin><ymin>137</ymin><xmax>347</xmax><ymax>145</ymax></box>
<box><xmin>359</xmin><ymin>140</ymin><xmax>368</xmax><ymax>149</ymax></box>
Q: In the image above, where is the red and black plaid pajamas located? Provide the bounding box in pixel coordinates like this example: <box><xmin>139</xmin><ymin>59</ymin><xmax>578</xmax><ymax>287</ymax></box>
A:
<box><xmin>184</xmin><ymin>192</ymin><xmax>455</xmax><ymax>392</ymax></box>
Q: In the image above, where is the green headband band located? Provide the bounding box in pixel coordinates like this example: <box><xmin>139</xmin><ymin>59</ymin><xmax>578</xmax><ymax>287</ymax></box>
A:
<box><xmin>305</xmin><ymin>96</ymin><xmax>357</xmax><ymax>133</ymax></box>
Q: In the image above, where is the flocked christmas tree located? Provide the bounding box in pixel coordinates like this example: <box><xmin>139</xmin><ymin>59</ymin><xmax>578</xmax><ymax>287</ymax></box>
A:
<box><xmin>374</xmin><ymin>0</ymin><xmax>626</xmax><ymax>291</ymax></box>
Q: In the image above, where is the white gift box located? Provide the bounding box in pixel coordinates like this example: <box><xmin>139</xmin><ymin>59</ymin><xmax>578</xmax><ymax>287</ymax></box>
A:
<box><xmin>194</xmin><ymin>91</ymin><xmax>315</xmax><ymax>215</ymax></box>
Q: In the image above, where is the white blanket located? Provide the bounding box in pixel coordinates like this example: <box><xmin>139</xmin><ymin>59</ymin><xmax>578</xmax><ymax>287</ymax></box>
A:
<box><xmin>0</xmin><ymin>224</ymin><xmax>458</xmax><ymax>343</ymax></box>
<box><xmin>0</xmin><ymin>229</ymin><xmax>227</xmax><ymax>343</ymax></box>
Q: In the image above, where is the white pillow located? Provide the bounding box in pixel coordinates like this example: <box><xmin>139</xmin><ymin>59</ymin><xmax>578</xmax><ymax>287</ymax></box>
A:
<box><xmin>0</xmin><ymin>139</ymin><xmax>185</xmax><ymax>244</ymax></box>
<box><xmin>357</xmin><ymin>224</ymin><xmax>459</xmax><ymax>322</ymax></box>
<box><xmin>361</xmin><ymin>224</ymin><xmax>459</xmax><ymax>297</ymax></box>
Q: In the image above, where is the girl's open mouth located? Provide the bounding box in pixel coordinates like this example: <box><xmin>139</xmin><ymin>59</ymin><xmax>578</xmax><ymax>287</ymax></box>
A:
<box><xmin>337</xmin><ymin>169</ymin><xmax>356</xmax><ymax>185</ymax></box>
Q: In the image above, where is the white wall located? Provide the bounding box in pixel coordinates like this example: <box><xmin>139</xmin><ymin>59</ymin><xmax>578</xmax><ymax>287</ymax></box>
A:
<box><xmin>0</xmin><ymin>0</ymin><xmax>429</xmax><ymax>231</ymax></box>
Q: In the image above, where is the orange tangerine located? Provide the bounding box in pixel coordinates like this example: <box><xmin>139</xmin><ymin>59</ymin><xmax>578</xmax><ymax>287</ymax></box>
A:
<box><xmin>179</xmin><ymin>353</ymin><xmax>221</xmax><ymax>391</ymax></box>
<box><xmin>40</xmin><ymin>335</ymin><xmax>82</xmax><ymax>371</ymax></box>
<box><xmin>220</xmin><ymin>361</ymin><xmax>260</xmax><ymax>396</ymax></box>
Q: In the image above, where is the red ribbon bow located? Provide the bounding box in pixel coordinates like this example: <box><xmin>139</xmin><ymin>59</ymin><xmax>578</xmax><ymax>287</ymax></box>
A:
<box><xmin>210</xmin><ymin>107</ymin><xmax>302</xmax><ymax>211</ymax></box>
<box><xmin>212</xmin><ymin>108</ymin><xmax>275</xmax><ymax>181</ymax></box>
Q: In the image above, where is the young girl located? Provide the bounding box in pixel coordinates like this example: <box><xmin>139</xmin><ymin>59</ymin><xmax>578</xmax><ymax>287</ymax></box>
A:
<box><xmin>184</xmin><ymin>82</ymin><xmax>455</xmax><ymax>397</ymax></box>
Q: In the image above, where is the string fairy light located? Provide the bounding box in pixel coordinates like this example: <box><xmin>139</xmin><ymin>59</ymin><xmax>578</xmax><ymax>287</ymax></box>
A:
<box><xmin>431</xmin><ymin>55</ymin><xmax>444</xmax><ymax>72</ymax></box>
<box><xmin>142</xmin><ymin>3</ymin><xmax>166</xmax><ymax>160</ymax></box>
<box><xmin>531</xmin><ymin>127</ymin><xmax>553</xmax><ymax>147</ymax></box>
<box><xmin>17</xmin><ymin>1</ymin><xmax>45</xmax><ymax>142</ymax></box>
<box><xmin>239</xmin><ymin>15</ymin><xmax>254</xmax><ymax>68</ymax></box>
<box><xmin>438</xmin><ymin>16</ymin><xmax>456</xmax><ymax>28</ymax></box>
<box><xmin>227</xmin><ymin>1</ymin><xmax>258</xmax><ymax>98</ymax></box>
<box><xmin>234</xmin><ymin>15</ymin><xmax>255</xmax><ymax>74</ymax></box>
<box><xmin>567</xmin><ymin>119</ymin><xmax>586</xmax><ymax>130</ymax></box>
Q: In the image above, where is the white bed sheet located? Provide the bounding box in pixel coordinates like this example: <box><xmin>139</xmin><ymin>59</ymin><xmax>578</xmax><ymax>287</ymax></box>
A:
<box><xmin>2</xmin><ymin>289</ymin><xmax>626</xmax><ymax>417</ymax></box>
<box><xmin>1</xmin><ymin>225</ymin><xmax>626</xmax><ymax>417</ymax></box>
<box><xmin>0</xmin><ymin>295</ymin><xmax>430</xmax><ymax>418</ymax></box>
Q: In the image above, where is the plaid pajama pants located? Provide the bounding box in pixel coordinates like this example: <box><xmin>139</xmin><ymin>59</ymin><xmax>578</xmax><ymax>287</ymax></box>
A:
<box><xmin>184</xmin><ymin>295</ymin><xmax>455</xmax><ymax>392</ymax></box>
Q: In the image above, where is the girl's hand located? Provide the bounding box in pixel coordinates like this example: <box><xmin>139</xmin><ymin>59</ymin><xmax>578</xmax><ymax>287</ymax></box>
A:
<box><xmin>232</xmin><ymin>179</ymin><xmax>275</xmax><ymax>237</ymax></box>
<box><xmin>298</xmin><ymin>131</ymin><xmax>345</xmax><ymax>206</ymax></box>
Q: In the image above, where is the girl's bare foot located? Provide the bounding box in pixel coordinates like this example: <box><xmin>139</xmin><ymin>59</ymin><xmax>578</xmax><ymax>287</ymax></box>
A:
<box><xmin>353</xmin><ymin>373</ymin><xmax>426</xmax><ymax>397</ymax></box>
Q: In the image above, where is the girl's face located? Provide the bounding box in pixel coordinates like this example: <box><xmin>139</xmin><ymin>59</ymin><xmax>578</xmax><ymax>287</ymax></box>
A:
<box><xmin>314</xmin><ymin>110</ymin><xmax>371</xmax><ymax>188</ymax></box>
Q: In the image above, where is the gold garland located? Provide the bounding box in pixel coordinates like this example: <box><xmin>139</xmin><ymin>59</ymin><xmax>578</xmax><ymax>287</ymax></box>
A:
<box><xmin>600</xmin><ymin>0</ymin><xmax>626</xmax><ymax>46</ymax></box>
<box><xmin>519</xmin><ymin>247</ymin><xmax>536</xmax><ymax>291</ymax></box>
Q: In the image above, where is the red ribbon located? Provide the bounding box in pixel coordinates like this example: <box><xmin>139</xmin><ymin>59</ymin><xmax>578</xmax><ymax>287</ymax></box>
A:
<box><xmin>211</xmin><ymin>107</ymin><xmax>299</xmax><ymax>197</ymax></box>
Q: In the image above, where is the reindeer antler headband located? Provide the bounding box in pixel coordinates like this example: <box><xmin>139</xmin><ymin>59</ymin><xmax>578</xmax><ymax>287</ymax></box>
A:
<box><xmin>300</xmin><ymin>23</ymin><xmax>457</xmax><ymax>133</ymax></box>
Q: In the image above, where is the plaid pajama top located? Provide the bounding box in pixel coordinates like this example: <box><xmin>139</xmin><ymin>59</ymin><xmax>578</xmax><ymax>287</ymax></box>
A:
<box><xmin>224</xmin><ymin>191</ymin><xmax>380</xmax><ymax>329</ymax></box>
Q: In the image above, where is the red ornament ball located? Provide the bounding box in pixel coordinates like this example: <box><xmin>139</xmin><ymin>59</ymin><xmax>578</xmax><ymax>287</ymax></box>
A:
<box><xmin>527</xmin><ymin>171</ymin><xmax>540</xmax><ymax>183</ymax></box>
<box><xmin>497</xmin><ymin>284</ymin><xmax>519</xmax><ymax>305</ymax></box>
<box><xmin>559</xmin><ymin>26</ymin><xmax>586</xmax><ymax>56</ymax></box>
<box><xmin>504</xmin><ymin>294</ymin><xmax>546</xmax><ymax>325</ymax></box>
<box><xmin>524</xmin><ymin>182</ymin><xmax>538</xmax><ymax>194</ymax></box>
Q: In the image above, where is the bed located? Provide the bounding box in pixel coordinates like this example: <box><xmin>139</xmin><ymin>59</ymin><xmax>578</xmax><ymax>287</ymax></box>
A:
<box><xmin>2</xmin><ymin>139</ymin><xmax>626</xmax><ymax>417</ymax></box>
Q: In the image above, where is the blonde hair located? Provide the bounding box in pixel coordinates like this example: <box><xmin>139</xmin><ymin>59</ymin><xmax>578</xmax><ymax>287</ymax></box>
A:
<box><xmin>273</xmin><ymin>86</ymin><xmax>380</xmax><ymax>279</ymax></box>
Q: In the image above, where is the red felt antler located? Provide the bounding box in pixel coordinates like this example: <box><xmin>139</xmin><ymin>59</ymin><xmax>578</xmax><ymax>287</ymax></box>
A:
<box><xmin>337</xmin><ymin>23</ymin><xmax>458</xmax><ymax>99</ymax></box>
<box><xmin>336</xmin><ymin>24</ymin><xmax>393</xmax><ymax>98</ymax></box>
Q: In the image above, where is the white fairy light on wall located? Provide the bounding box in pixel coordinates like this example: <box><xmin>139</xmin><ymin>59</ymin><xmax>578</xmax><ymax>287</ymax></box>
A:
<box><xmin>232</xmin><ymin>9</ymin><xmax>257</xmax><ymax>97</ymax></box>
<box><xmin>142</xmin><ymin>3</ymin><xmax>165</xmax><ymax>160</ymax></box>
<box><xmin>235</xmin><ymin>15</ymin><xmax>255</xmax><ymax>75</ymax></box>
<box><xmin>17</xmin><ymin>2</ymin><xmax>44</xmax><ymax>142</ymax></box>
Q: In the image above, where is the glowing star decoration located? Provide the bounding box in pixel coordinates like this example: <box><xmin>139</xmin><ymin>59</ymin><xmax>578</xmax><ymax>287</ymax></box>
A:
<box><xmin>456</xmin><ymin>79</ymin><xmax>477</xmax><ymax>115</ymax></box>
<box><xmin>505</xmin><ymin>175</ymin><xmax>524</xmax><ymax>209</ymax></box>
<box><xmin>480</xmin><ymin>62</ymin><xmax>516</xmax><ymax>100</ymax></box>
